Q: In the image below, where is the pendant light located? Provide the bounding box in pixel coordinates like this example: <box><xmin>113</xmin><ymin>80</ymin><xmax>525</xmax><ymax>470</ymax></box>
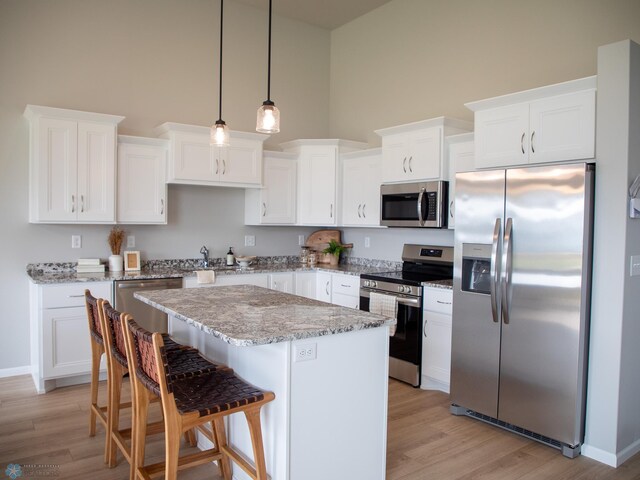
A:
<box><xmin>211</xmin><ymin>0</ymin><xmax>230</xmax><ymax>146</ymax></box>
<box><xmin>256</xmin><ymin>0</ymin><xmax>280</xmax><ymax>134</ymax></box>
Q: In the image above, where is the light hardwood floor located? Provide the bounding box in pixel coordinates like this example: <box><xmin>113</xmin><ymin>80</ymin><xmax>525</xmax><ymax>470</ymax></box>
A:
<box><xmin>1</xmin><ymin>375</ymin><xmax>639</xmax><ymax>479</ymax></box>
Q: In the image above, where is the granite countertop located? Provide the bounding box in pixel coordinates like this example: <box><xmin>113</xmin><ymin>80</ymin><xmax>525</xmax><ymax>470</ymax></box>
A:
<box><xmin>422</xmin><ymin>279</ymin><xmax>453</xmax><ymax>290</ymax></box>
<box><xmin>135</xmin><ymin>285</ymin><xmax>395</xmax><ymax>346</ymax></box>
<box><xmin>26</xmin><ymin>259</ymin><xmax>399</xmax><ymax>285</ymax></box>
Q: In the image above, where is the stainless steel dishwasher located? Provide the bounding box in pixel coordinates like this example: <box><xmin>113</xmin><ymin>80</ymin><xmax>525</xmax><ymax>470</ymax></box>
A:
<box><xmin>114</xmin><ymin>277</ymin><xmax>183</xmax><ymax>333</ymax></box>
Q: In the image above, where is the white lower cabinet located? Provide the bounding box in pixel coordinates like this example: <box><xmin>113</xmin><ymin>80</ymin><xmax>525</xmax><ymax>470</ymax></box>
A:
<box><xmin>294</xmin><ymin>272</ymin><xmax>316</xmax><ymax>299</ymax></box>
<box><xmin>30</xmin><ymin>281</ymin><xmax>112</xmax><ymax>393</ymax></box>
<box><xmin>421</xmin><ymin>286</ymin><xmax>453</xmax><ymax>393</ymax></box>
<box><xmin>270</xmin><ymin>272</ymin><xmax>295</xmax><ymax>293</ymax></box>
<box><xmin>330</xmin><ymin>273</ymin><xmax>360</xmax><ymax>309</ymax></box>
<box><xmin>315</xmin><ymin>272</ymin><xmax>332</xmax><ymax>303</ymax></box>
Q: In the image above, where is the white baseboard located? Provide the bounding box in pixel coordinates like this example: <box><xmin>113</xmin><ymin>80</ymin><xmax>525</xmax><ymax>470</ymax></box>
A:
<box><xmin>0</xmin><ymin>365</ymin><xmax>32</xmax><ymax>379</ymax></box>
<box><xmin>616</xmin><ymin>437</ymin><xmax>640</xmax><ymax>466</ymax></box>
<box><xmin>582</xmin><ymin>443</ymin><xmax>618</xmax><ymax>467</ymax></box>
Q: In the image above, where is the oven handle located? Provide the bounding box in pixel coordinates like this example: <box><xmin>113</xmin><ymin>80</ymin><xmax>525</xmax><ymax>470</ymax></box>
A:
<box><xmin>359</xmin><ymin>290</ymin><xmax>421</xmax><ymax>308</ymax></box>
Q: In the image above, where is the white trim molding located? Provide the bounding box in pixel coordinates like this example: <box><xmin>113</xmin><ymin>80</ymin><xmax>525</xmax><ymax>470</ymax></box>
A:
<box><xmin>0</xmin><ymin>365</ymin><xmax>32</xmax><ymax>379</ymax></box>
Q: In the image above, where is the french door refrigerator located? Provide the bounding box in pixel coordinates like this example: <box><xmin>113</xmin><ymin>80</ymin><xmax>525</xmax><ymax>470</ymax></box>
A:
<box><xmin>450</xmin><ymin>162</ymin><xmax>595</xmax><ymax>458</ymax></box>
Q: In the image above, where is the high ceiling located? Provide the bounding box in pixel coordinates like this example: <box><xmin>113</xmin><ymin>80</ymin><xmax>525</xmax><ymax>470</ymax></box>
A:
<box><xmin>233</xmin><ymin>0</ymin><xmax>393</xmax><ymax>30</ymax></box>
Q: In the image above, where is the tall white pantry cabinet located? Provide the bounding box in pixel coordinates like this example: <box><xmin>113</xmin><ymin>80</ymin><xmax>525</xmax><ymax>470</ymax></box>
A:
<box><xmin>24</xmin><ymin>105</ymin><xmax>124</xmax><ymax>223</ymax></box>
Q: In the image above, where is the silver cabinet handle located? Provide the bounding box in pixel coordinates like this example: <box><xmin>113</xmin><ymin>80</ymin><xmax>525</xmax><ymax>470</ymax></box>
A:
<box><xmin>424</xmin><ymin>319</ymin><xmax>428</xmax><ymax>338</ymax></box>
<box><xmin>403</xmin><ymin>157</ymin><xmax>407</xmax><ymax>173</ymax></box>
<box><xmin>68</xmin><ymin>294</ymin><xmax>84</xmax><ymax>298</ymax></box>
<box><xmin>408</xmin><ymin>156</ymin><xmax>413</xmax><ymax>173</ymax></box>
<box><xmin>215</xmin><ymin>158</ymin><xmax>219</xmax><ymax>175</ymax></box>
<box><xmin>330</xmin><ymin>204</ymin><xmax>333</xmax><ymax>218</ymax></box>
<box><xmin>531</xmin><ymin>131</ymin><xmax>535</xmax><ymax>153</ymax></box>
<box><xmin>501</xmin><ymin>217</ymin><xmax>513</xmax><ymax>325</ymax></box>
<box><xmin>436</xmin><ymin>300</ymin><xmax>452</xmax><ymax>305</ymax></box>
<box><xmin>449</xmin><ymin>199</ymin><xmax>454</xmax><ymax>219</ymax></box>
<box><xmin>357</xmin><ymin>204</ymin><xmax>362</xmax><ymax>218</ymax></box>
<box><xmin>340</xmin><ymin>284</ymin><xmax>351</xmax><ymax>288</ymax></box>
<box><xmin>417</xmin><ymin>187</ymin><xmax>425</xmax><ymax>226</ymax></box>
<box><xmin>262</xmin><ymin>202</ymin><xmax>266</xmax><ymax>217</ymax></box>
<box><xmin>521</xmin><ymin>132</ymin><xmax>526</xmax><ymax>154</ymax></box>
<box><xmin>490</xmin><ymin>218</ymin><xmax>502</xmax><ymax>323</ymax></box>
<box><xmin>71</xmin><ymin>195</ymin><xmax>75</xmax><ymax>213</ymax></box>
<box><xmin>222</xmin><ymin>159</ymin><xmax>226</xmax><ymax>174</ymax></box>
<box><xmin>160</xmin><ymin>198</ymin><xmax>164</xmax><ymax>215</ymax></box>
<box><xmin>80</xmin><ymin>195</ymin><xmax>84</xmax><ymax>212</ymax></box>
<box><xmin>362</xmin><ymin>203</ymin><xmax>366</xmax><ymax>218</ymax></box>
<box><xmin>325</xmin><ymin>281</ymin><xmax>330</xmax><ymax>296</ymax></box>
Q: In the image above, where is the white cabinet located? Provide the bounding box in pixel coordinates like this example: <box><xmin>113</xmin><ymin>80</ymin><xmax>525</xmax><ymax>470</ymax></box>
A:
<box><xmin>294</xmin><ymin>272</ymin><xmax>316</xmax><ymax>299</ymax></box>
<box><xmin>155</xmin><ymin>122</ymin><xmax>268</xmax><ymax>187</ymax></box>
<box><xmin>30</xmin><ymin>281</ymin><xmax>112</xmax><ymax>393</ymax></box>
<box><xmin>270</xmin><ymin>272</ymin><xmax>294</xmax><ymax>294</ymax></box>
<box><xmin>375</xmin><ymin>117</ymin><xmax>472</xmax><ymax>184</ymax></box>
<box><xmin>25</xmin><ymin>105</ymin><xmax>124</xmax><ymax>223</ymax></box>
<box><xmin>446</xmin><ymin>133</ymin><xmax>475</xmax><ymax>229</ymax></box>
<box><xmin>330</xmin><ymin>273</ymin><xmax>360</xmax><ymax>310</ymax></box>
<box><xmin>245</xmin><ymin>151</ymin><xmax>297</xmax><ymax>225</ymax></box>
<box><xmin>421</xmin><ymin>286</ymin><xmax>453</xmax><ymax>393</ymax></box>
<box><xmin>280</xmin><ymin>139</ymin><xmax>368</xmax><ymax>226</ymax></box>
<box><xmin>340</xmin><ymin>148</ymin><xmax>382</xmax><ymax>227</ymax></box>
<box><xmin>315</xmin><ymin>272</ymin><xmax>332</xmax><ymax>303</ymax></box>
<box><xmin>467</xmin><ymin>76</ymin><xmax>596</xmax><ymax>169</ymax></box>
<box><xmin>117</xmin><ymin>136</ymin><xmax>168</xmax><ymax>224</ymax></box>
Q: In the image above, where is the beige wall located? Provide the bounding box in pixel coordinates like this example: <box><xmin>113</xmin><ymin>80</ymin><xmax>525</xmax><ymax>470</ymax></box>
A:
<box><xmin>0</xmin><ymin>0</ymin><xmax>330</xmax><ymax>370</ymax></box>
<box><xmin>329</xmin><ymin>0</ymin><xmax>640</xmax><ymax>144</ymax></box>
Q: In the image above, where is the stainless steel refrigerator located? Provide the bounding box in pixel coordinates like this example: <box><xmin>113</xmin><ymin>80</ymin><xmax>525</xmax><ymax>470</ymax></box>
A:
<box><xmin>450</xmin><ymin>162</ymin><xmax>595</xmax><ymax>458</ymax></box>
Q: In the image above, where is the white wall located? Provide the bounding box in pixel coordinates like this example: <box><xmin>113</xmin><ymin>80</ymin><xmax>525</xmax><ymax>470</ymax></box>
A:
<box><xmin>0</xmin><ymin>0</ymin><xmax>330</xmax><ymax>370</ymax></box>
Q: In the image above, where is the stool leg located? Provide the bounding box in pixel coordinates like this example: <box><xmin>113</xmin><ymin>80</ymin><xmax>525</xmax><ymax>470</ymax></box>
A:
<box><xmin>106</xmin><ymin>365</ymin><xmax>124</xmax><ymax>467</ymax></box>
<box><xmin>212</xmin><ymin>418</ymin><xmax>232</xmax><ymax>480</ymax></box>
<box><xmin>132</xmin><ymin>389</ymin><xmax>150</xmax><ymax>480</ymax></box>
<box><xmin>245</xmin><ymin>407</ymin><xmax>268</xmax><ymax>480</ymax></box>
<box><xmin>164</xmin><ymin>414</ymin><xmax>182</xmax><ymax>480</ymax></box>
<box><xmin>89</xmin><ymin>343</ymin><xmax>102</xmax><ymax>437</ymax></box>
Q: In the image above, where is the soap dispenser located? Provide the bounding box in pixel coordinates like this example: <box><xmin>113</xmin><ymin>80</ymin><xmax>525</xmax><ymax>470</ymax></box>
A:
<box><xmin>226</xmin><ymin>247</ymin><xmax>235</xmax><ymax>266</ymax></box>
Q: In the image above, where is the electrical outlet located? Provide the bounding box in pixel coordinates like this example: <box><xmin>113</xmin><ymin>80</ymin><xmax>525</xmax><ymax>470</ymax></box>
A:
<box><xmin>631</xmin><ymin>255</ymin><xmax>640</xmax><ymax>276</ymax></box>
<box><xmin>71</xmin><ymin>235</ymin><xmax>82</xmax><ymax>249</ymax></box>
<box><xmin>245</xmin><ymin>235</ymin><xmax>256</xmax><ymax>247</ymax></box>
<box><xmin>364</xmin><ymin>236</ymin><xmax>371</xmax><ymax>248</ymax></box>
<box><xmin>294</xmin><ymin>343</ymin><xmax>317</xmax><ymax>362</ymax></box>
<box><xmin>127</xmin><ymin>235</ymin><xmax>135</xmax><ymax>248</ymax></box>
<box><xmin>298</xmin><ymin>234</ymin><xmax>305</xmax><ymax>246</ymax></box>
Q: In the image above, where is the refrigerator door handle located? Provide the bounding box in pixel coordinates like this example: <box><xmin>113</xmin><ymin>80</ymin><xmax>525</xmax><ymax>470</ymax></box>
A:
<box><xmin>490</xmin><ymin>218</ymin><xmax>502</xmax><ymax>323</ymax></box>
<box><xmin>501</xmin><ymin>217</ymin><xmax>513</xmax><ymax>324</ymax></box>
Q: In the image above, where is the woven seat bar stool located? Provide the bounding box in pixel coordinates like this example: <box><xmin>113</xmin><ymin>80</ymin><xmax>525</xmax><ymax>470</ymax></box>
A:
<box><xmin>101</xmin><ymin>303</ymin><xmax>223</xmax><ymax>476</ymax></box>
<box><xmin>84</xmin><ymin>289</ymin><xmax>109</xmax><ymax>439</ymax></box>
<box><xmin>123</xmin><ymin>317</ymin><xmax>275</xmax><ymax>480</ymax></box>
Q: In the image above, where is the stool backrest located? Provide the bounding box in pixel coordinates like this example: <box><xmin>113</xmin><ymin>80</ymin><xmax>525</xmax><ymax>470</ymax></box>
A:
<box><xmin>123</xmin><ymin>317</ymin><xmax>161</xmax><ymax>397</ymax></box>
<box><xmin>102</xmin><ymin>301</ymin><xmax>128</xmax><ymax>368</ymax></box>
<box><xmin>84</xmin><ymin>289</ymin><xmax>104</xmax><ymax>342</ymax></box>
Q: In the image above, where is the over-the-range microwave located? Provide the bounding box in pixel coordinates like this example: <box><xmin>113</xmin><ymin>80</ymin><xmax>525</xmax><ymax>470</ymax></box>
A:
<box><xmin>380</xmin><ymin>180</ymin><xmax>448</xmax><ymax>228</ymax></box>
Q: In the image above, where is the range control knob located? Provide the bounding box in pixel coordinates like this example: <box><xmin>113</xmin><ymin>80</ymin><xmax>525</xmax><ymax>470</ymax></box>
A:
<box><xmin>405</xmin><ymin>286</ymin><xmax>412</xmax><ymax>295</ymax></box>
<box><xmin>371</xmin><ymin>281</ymin><xmax>377</xmax><ymax>288</ymax></box>
<box><xmin>363</xmin><ymin>280</ymin><xmax>370</xmax><ymax>287</ymax></box>
<box><xmin>398</xmin><ymin>285</ymin><xmax>405</xmax><ymax>293</ymax></box>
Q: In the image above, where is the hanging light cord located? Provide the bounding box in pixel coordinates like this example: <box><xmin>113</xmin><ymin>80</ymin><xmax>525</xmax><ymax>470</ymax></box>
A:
<box><xmin>218</xmin><ymin>0</ymin><xmax>224</xmax><ymax>122</ymax></box>
<box><xmin>266</xmin><ymin>0</ymin><xmax>272</xmax><ymax>102</ymax></box>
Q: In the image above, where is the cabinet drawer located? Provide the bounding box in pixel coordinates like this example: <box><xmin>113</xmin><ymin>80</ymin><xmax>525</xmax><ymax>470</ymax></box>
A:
<box><xmin>423</xmin><ymin>287</ymin><xmax>453</xmax><ymax>315</ymax></box>
<box><xmin>331</xmin><ymin>274</ymin><xmax>360</xmax><ymax>296</ymax></box>
<box><xmin>332</xmin><ymin>292</ymin><xmax>360</xmax><ymax>310</ymax></box>
<box><xmin>42</xmin><ymin>281</ymin><xmax>112</xmax><ymax>309</ymax></box>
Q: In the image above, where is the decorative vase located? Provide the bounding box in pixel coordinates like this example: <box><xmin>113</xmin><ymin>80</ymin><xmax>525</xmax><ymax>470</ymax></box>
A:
<box><xmin>328</xmin><ymin>254</ymin><xmax>339</xmax><ymax>266</ymax></box>
<box><xmin>109</xmin><ymin>254</ymin><xmax>124</xmax><ymax>272</ymax></box>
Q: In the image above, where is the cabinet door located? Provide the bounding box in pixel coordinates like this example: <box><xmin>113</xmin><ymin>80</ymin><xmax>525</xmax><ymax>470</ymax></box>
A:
<box><xmin>529</xmin><ymin>90</ymin><xmax>595</xmax><ymax>164</ymax></box>
<box><xmin>294</xmin><ymin>272</ymin><xmax>316</xmax><ymax>299</ymax></box>
<box><xmin>475</xmin><ymin>103</ymin><xmax>529</xmax><ymax>169</ymax></box>
<box><xmin>117</xmin><ymin>143</ymin><xmax>167</xmax><ymax>224</ymax></box>
<box><xmin>261</xmin><ymin>156</ymin><xmax>297</xmax><ymax>224</ymax></box>
<box><xmin>407</xmin><ymin>127</ymin><xmax>442</xmax><ymax>180</ymax></box>
<box><xmin>170</xmin><ymin>132</ymin><xmax>216</xmax><ymax>182</ymax></box>
<box><xmin>360</xmin><ymin>155</ymin><xmax>382</xmax><ymax>226</ymax></box>
<box><xmin>219</xmin><ymin>137</ymin><xmax>262</xmax><ymax>185</ymax></box>
<box><xmin>298</xmin><ymin>146</ymin><xmax>337</xmax><ymax>225</ymax></box>
<box><xmin>34</xmin><ymin>117</ymin><xmax>78</xmax><ymax>222</ymax></box>
<box><xmin>447</xmin><ymin>139</ymin><xmax>475</xmax><ymax>229</ymax></box>
<box><xmin>341</xmin><ymin>158</ymin><xmax>366</xmax><ymax>225</ymax></box>
<box><xmin>315</xmin><ymin>272</ymin><xmax>332</xmax><ymax>303</ymax></box>
<box><xmin>270</xmin><ymin>272</ymin><xmax>295</xmax><ymax>293</ymax></box>
<box><xmin>331</xmin><ymin>292</ymin><xmax>359</xmax><ymax>310</ymax></box>
<box><xmin>422</xmin><ymin>310</ymin><xmax>452</xmax><ymax>390</ymax></box>
<box><xmin>42</xmin><ymin>306</ymin><xmax>93</xmax><ymax>378</ymax></box>
<box><xmin>381</xmin><ymin>133</ymin><xmax>408</xmax><ymax>183</ymax></box>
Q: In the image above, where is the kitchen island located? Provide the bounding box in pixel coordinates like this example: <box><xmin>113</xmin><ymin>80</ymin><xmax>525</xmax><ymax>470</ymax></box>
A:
<box><xmin>135</xmin><ymin>285</ymin><xmax>394</xmax><ymax>480</ymax></box>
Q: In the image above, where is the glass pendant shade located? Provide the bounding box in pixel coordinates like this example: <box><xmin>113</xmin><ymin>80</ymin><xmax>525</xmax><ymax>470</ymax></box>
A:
<box><xmin>211</xmin><ymin>120</ymin><xmax>230</xmax><ymax>147</ymax></box>
<box><xmin>256</xmin><ymin>101</ymin><xmax>280</xmax><ymax>133</ymax></box>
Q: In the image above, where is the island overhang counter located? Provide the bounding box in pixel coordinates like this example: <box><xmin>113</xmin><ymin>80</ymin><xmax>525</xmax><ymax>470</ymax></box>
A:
<box><xmin>135</xmin><ymin>285</ymin><xmax>394</xmax><ymax>480</ymax></box>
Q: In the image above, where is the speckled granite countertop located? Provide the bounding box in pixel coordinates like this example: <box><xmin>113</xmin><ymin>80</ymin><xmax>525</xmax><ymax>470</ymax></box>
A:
<box><xmin>26</xmin><ymin>262</ymin><xmax>398</xmax><ymax>285</ymax></box>
<box><xmin>135</xmin><ymin>285</ymin><xmax>395</xmax><ymax>346</ymax></box>
<box><xmin>422</xmin><ymin>279</ymin><xmax>453</xmax><ymax>290</ymax></box>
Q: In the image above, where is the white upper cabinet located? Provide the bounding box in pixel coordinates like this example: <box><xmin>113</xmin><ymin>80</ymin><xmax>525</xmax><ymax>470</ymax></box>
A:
<box><xmin>375</xmin><ymin>117</ymin><xmax>472</xmax><ymax>184</ymax></box>
<box><xmin>446</xmin><ymin>133</ymin><xmax>475</xmax><ymax>229</ymax></box>
<box><xmin>117</xmin><ymin>136</ymin><xmax>168</xmax><ymax>224</ymax></box>
<box><xmin>467</xmin><ymin>76</ymin><xmax>596</xmax><ymax>169</ymax></box>
<box><xmin>25</xmin><ymin>105</ymin><xmax>124</xmax><ymax>223</ymax></box>
<box><xmin>245</xmin><ymin>151</ymin><xmax>297</xmax><ymax>225</ymax></box>
<box><xmin>340</xmin><ymin>148</ymin><xmax>382</xmax><ymax>227</ymax></box>
<box><xmin>281</xmin><ymin>139</ymin><xmax>368</xmax><ymax>226</ymax></box>
<box><xmin>154</xmin><ymin>122</ymin><xmax>268</xmax><ymax>187</ymax></box>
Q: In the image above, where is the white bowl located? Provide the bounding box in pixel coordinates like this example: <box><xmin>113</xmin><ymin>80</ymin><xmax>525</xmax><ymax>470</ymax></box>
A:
<box><xmin>236</xmin><ymin>256</ymin><xmax>256</xmax><ymax>268</ymax></box>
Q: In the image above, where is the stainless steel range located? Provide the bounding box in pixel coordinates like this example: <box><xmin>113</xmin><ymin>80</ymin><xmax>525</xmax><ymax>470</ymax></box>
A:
<box><xmin>359</xmin><ymin>244</ymin><xmax>453</xmax><ymax>387</ymax></box>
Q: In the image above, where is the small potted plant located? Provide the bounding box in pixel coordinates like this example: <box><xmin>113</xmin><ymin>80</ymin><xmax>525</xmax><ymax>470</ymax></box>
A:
<box><xmin>322</xmin><ymin>239</ymin><xmax>346</xmax><ymax>266</ymax></box>
<box><xmin>108</xmin><ymin>226</ymin><xmax>125</xmax><ymax>272</ymax></box>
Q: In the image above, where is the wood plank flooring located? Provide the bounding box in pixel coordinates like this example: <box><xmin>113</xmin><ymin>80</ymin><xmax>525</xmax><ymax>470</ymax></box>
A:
<box><xmin>1</xmin><ymin>375</ymin><xmax>639</xmax><ymax>479</ymax></box>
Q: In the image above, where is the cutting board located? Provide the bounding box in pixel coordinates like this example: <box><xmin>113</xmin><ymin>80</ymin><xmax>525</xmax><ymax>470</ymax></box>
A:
<box><xmin>305</xmin><ymin>229</ymin><xmax>353</xmax><ymax>263</ymax></box>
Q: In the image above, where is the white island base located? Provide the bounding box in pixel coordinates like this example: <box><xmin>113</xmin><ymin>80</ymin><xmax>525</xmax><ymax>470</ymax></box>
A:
<box><xmin>169</xmin><ymin>315</ymin><xmax>390</xmax><ymax>480</ymax></box>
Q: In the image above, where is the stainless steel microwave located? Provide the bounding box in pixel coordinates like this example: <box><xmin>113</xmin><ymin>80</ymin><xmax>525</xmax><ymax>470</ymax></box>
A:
<box><xmin>380</xmin><ymin>181</ymin><xmax>448</xmax><ymax>228</ymax></box>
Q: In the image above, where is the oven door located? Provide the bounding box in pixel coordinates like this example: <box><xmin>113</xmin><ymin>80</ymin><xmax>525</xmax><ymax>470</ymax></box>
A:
<box><xmin>360</xmin><ymin>292</ymin><xmax>423</xmax><ymax>387</ymax></box>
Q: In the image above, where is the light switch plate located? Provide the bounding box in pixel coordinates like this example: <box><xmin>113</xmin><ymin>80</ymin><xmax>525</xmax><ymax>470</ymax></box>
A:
<box><xmin>71</xmin><ymin>235</ymin><xmax>81</xmax><ymax>249</ymax></box>
<box><xmin>364</xmin><ymin>237</ymin><xmax>371</xmax><ymax>248</ymax></box>
<box><xmin>631</xmin><ymin>255</ymin><xmax>640</xmax><ymax>276</ymax></box>
<box><xmin>245</xmin><ymin>235</ymin><xmax>256</xmax><ymax>247</ymax></box>
<box><xmin>127</xmin><ymin>235</ymin><xmax>135</xmax><ymax>248</ymax></box>
<box><xmin>298</xmin><ymin>235</ymin><xmax>305</xmax><ymax>246</ymax></box>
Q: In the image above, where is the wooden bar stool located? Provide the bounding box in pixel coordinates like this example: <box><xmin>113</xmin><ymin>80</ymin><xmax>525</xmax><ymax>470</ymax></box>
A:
<box><xmin>101</xmin><ymin>301</ymin><xmax>222</xmax><ymax>474</ymax></box>
<box><xmin>84</xmin><ymin>289</ymin><xmax>109</xmax><ymax>439</ymax></box>
<box><xmin>123</xmin><ymin>317</ymin><xmax>275</xmax><ymax>480</ymax></box>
